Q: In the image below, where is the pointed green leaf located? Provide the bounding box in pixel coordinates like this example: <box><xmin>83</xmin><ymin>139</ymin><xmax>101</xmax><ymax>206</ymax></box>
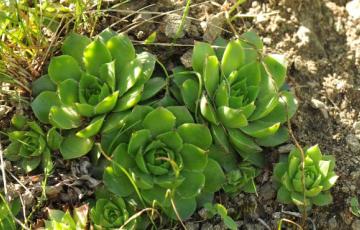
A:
<box><xmin>276</xmin><ymin>186</ymin><xmax>292</xmax><ymax>204</ymax></box>
<box><xmin>200</xmin><ymin>94</ymin><xmax>219</xmax><ymax>125</ymax></box>
<box><xmin>32</xmin><ymin>74</ymin><xmax>56</xmax><ymax>97</ymax></box>
<box><xmin>75</xmin><ymin>103</ymin><xmax>95</xmax><ymax>117</ymax></box>
<box><xmin>117</xmin><ymin>58</ymin><xmax>143</xmax><ymax>95</ymax></box>
<box><xmin>47</xmin><ymin>127</ymin><xmax>63</xmax><ymax>150</ymax></box>
<box><xmin>240</xmin><ymin>121</ymin><xmax>280</xmax><ymax>138</ymax></box>
<box><xmin>166</xmin><ymin>106</ymin><xmax>194</xmax><ymax>126</ymax></box>
<box><xmin>60</xmin><ymin>133</ymin><xmax>94</xmax><ymax>159</ymax></box>
<box><xmin>135</xmin><ymin>52</ymin><xmax>156</xmax><ymax>85</ymax></box>
<box><xmin>203</xmin><ymin>159</ymin><xmax>226</xmax><ymax>193</ymax></box>
<box><xmin>237</xmin><ymin>61</ymin><xmax>261</xmax><ymax>87</ymax></box>
<box><xmin>143</xmin><ymin>107</ymin><xmax>176</xmax><ymax>136</ymax></box>
<box><xmin>261</xmin><ymin>91</ymin><xmax>298</xmax><ymax>123</ymax></box>
<box><xmin>192</xmin><ymin>42</ymin><xmax>215</xmax><ymax>73</ymax></box>
<box><xmin>83</xmin><ymin>39</ymin><xmax>112</xmax><ymax>76</ymax></box>
<box><xmin>94</xmin><ymin>91</ymin><xmax>119</xmax><ymax>114</ymax></box>
<box><xmin>106</xmin><ymin>34</ymin><xmax>136</xmax><ymax>73</ymax></box>
<box><xmin>176</xmin><ymin>170</ymin><xmax>205</xmax><ymax>198</ymax></box>
<box><xmin>49</xmin><ymin>106</ymin><xmax>82</xmax><ymax>129</ymax></box>
<box><xmin>76</xmin><ymin>115</ymin><xmax>105</xmax><ymax>138</ymax></box>
<box><xmin>273</xmin><ymin>162</ymin><xmax>288</xmax><ymax>182</ymax></box>
<box><xmin>31</xmin><ymin>91</ymin><xmax>61</xmax><ymax>124</ymax></box>
<box><xmin>164</xmin><ymin>195</ymin><xmax>196</xmax><ymax>220</ymax></box>
<box><xmin>128</xmin><ymin>129</ymin><xmax>152</xmax><ymax>155</ymax></box>
<box><xmin>255</xmin><ymin>126</ymin><xmax>289</xmax><ymax>147</ymax></box>
<box><xmin>181</xmin><ymin>79</ymin><xmax>199</xmax><ymax>112</ymax></box>
<box><xmin>58</xmin><ymin>79</ymin><xmax>79</xmax><ymax>105</ymax></box>
<box><xmin>321</xmin><ymin>172</ymin><xmax>338</xmax><ymax>191</ymax></box>
<box><xmin>141</xmin><ymin>77</ymin><xmax>166</xmax><ymax>101</ymax></box>
<box><xmin>214</xmin><ymin>81</ymin><xmax>229</xmax><ymax>107</ymax></box>
<box><xmin>318</xmin><ymin>160</ymin><xmax>331</xmax><ymax>177</ymax></box>
<box><xmin>311</xmin><ymin>192</ymin><xmax>333</xmax><ymax>206</ymax></box>
<box><xmin>228</xmin><ymin>129</ymin><xmax>262</xmax><ymax>153</ymax></box>
<box><xmin>181</xmin><ymin>144</ymin><xmax>208</xmax><ymax>171</ymax></box>
<box><xmin>178</xmin><ymin>123</ymin><xmax>212</xmax><ymax>149</ymax></box>
<box><xmin>221</xmin><ymin>40</ymin><xmax>245</xmax><ymax>77</ymax></box>
<box><xmin>101</xmin><ymin>110</ymin><xmax>130</xmax><ymax>134</ymax></box>
<box><xmin>103</xmin><ymin>166</ymin><xmax>134</xmax><ymax>197</ymax></box>
<box><xmin>97</xmin><ymin>28</ymin><xmax>117</xmax><ymax>43</ymax></box>
<box><xmin>210</xmin><ymin>125</ymin><xmax>232</xmax><ymax>155</ymax></box>
<box><xmin>62</xmin><ymin>32</ymin><xmax>91</xmax><ymax>67</ymax></box>
<box><xmin>263</xmin><ymin>54</ymin><xmax>287</xmax><ymax>88</ymax></box>
<box><xmin>157</xmin><ymin>131</ymin><xmax>183</xmax><ymax>152</ymax></box>
<box><xmin>99</xmin><ymin>61</ymin><xmax>116</xmax><ymax>91</ymax></box>
<box><xmin>21</xmin><ymin>157</ymin><xmax>41</xmax><ymax>173</ymax></box>
<box><xmin>203</xmin><ymin>55</ymin><xmax>220</xmax><ymax>97</ymax></box>
<box><xmin>113</xmin><ymin>85</ymin><xmax>143</xmax><ymax>112</ymax></box>
<box><xmin>306</xmin><ymin>145</ymin><xmax>322</xmax><ymax>163</ymax></box>
<box><xmin>48</xmin><ymin>55</ymin><xmax>81</xmax><ymax>83</ymax></box>
<box><xmin>217</xmin><ymin>106</ymin><xmax>248</xmax><ymax>128</ymax></box>
<box><xmin>11</xmin><ymin>114</ymin><xmax>27</xmax><ymax>130</ymax></box>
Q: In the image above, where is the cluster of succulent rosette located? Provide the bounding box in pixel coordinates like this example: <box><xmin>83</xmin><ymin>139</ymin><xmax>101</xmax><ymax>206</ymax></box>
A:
<box><xmin>2</xmin><ymin>28</ymin><xmax>338</xmax><ymax>228</ymax></box>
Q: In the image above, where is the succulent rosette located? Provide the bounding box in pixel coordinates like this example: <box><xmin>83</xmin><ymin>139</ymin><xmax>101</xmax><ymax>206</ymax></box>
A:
<box><xmin>273</xmin><ymin>145</ymin><xmax>338</xmax><ymax>209</ymax></box>
<box><xmin>91</xmin><ymin>197</ymin><xmax>135</xmax><ymax>229</ymax></box>
<box><xmin>44</xmin><ymin>205</ymin><xmax>88</xmax><ymax>230</ymax></box>
<box><xmin>223</xmin><ymin>162</ymin><xmax>260</xmax><ymax>194</ymax></box>
<box><xmin>30</xmin><ymin>29</ymin><xmax>156</xmax><ymax>159</ymax></box>
<box><xmin>170</xmin><ymin>31</ymin><xmax>298</xmax><ymax>166</ymax></box>
<box><xmin>4</xmin><ymin>114</ymin><xmax>52</xmax><ymax>173</ymax></box>
<box><xmin>101</xmin><ymin>106</ymin><xmax>225</xmax><ymax>219</ymax></box>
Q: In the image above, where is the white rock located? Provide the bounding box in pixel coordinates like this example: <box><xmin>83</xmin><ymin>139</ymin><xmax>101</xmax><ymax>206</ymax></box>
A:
<box><xmin>346</xmin><ymin>0</ymin><xmax>360</xmax><ymax>19</ymax></box>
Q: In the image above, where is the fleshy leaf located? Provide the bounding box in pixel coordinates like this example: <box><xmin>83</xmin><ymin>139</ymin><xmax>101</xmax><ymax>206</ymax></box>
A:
<box><xmin>261</xmin><ymin>91</ymin><xmax>298</xmax><ymax>123</ymax></box>
<box><xmin>192</xmin><ymin>42</ymin><xmax>215</xmax><ymax>73</ymax></box>
<box><xmin>32</xmin><ymin>74</ymin><xmax>56</xmax><ymax>96</ymax></box>
<box><xmin>217</xmin><ymin>106</ymin><xmax>248</xmax><ymax>128</ymax></box>
<box><xmin>181</xmin><ymin>144</ymin><xmax>208</xmax><ymax>171</ymax></box>
<box><xmin>177</xmin><ymin>123</ymin><xmax>212</xmax><ymax>149</ymax></box>
<box><xmin>166</xmin><ymin>106</ymin><xmax>194</xmax><ymax>126</ymax></box>
<box><xmin>83</xmin><ymin>39</ymin><xmax>112</xmax><ymax>76</ymax></box>
<box><xmin>143</xmin><ymin>107</ymin><xmax>176</xmax><ymax>136</ymax></box>
<box><xmin>200</xmin><ymin>94</ymin><xmax>219</xmax><ymax>125</ymax></box>
<box><xmin>47</xmin><ymin>127</ymin><xmax>63</xmax><ymax>150</ymax></box>
<box><xmin>49</xmin><ymin>105</ymin><xmax>82</xmax><ymax>129</ymax></box>
<box><xmin>58</xmin><ymin>79</ymin><xmax>79</xmax><ymax>105</ymax></box>
<box><xmin>60</xmin><ymin>133</ymin><xmax>94</xmax><ymax>159</ymax></box>
<box><xmin>311</xmin><ymin>192</ymin><xmax>333</xmax><ymax>206</ymax></box>
<box><xmin>228</xmin><ymin>129</ymin><xmax>262</xmax><ymax>153</ymax></box>
<box><xmin>76</xmin><ymin>115</ymin><xmax>106</xmax><ymax>138</ymax></box>
<box><xmin>263</xmin><ymin>54</ymin><xmax>287</xmax><ymax>88</ymax></box>
<box><xmin>31</xmin><ymin>91</ymin><xmax>61</xmax><ymax>124</ymax></box>
<box><xmin>106</xmin><ymin>34</ymin><xmax>136</xmax><ymax>74</ymax></box>
<box><xmin>113</xmin><ymin>85</ymin><xmax>143</xmax><ymax>112</ymax></box>
<box><xmin>128</xmin><ymin>129</ymin><xmax>152</xmax><ymax>155</ymax></box>
<box><xmin>176</xmin><ymin>170</ymin><xmax>205</xmax><ymax>198</ymax></box>
<box><xmin>240</xmin><ymin>121</ymin><xmax>280</xmax><ymax>138</ymax></box>
<box><xmin>181</xmin><ymin>79</ymin><xmax>199</xmax><ymax>112</ymax></box>
<box><xmin>203</xmin><ymin>55</ymin><xmax>220</xmax><ymax>97</ymax></box>
<box><xmin>61</xmin><ymin>32</ymin><xmax>91</xmax><ymax>67</ymax></box>
<box><xmin>48</xmin><ymin>55</ymin><xmax>81</xmax><ymax>83</ymax></box>
<box><xmin>276</xmin><ymin>186</ymin><xmax>292</xmax><ymax>204</ymax></box>
<box><xmin>157</xmin><ymin>131</ymin><xmax>183</xmax><ymax>152</ymax></box>
<box><xmin>202</xmin><ymin>159</ymin><xmax>226</xmax><ymax>193</ymax></box>
<box><xmin>141</xmin><ymin>77</ymin><xmax>166</xmax><ymax>101</ymax></box>
<box><xmin>221</xmin><ymin>40</ymin><xmax>244</xmax><ymax>77</ymax></box>
<box><xmin>164</xmin><ymin>195</ymin><xmax>196</xmax><ymax>220</ymax></box>
<box><xmin>103</xmin><ymin>166</ymin><xmax>134</xmax><ymax>197</ymax></box>
<box><xmin>255</xmin><ymin>126</ymin><xmax>289</xmax><ymax>147</ymax></box>
<box><xmin>94</xmin><ymin>91</ymin><xmax>119</xmax><ymax>114</ymax></box>
<box><xmin>99</xmin><ymin>61</ymin><xmax>116</xmax><ymax>91</ymax></box>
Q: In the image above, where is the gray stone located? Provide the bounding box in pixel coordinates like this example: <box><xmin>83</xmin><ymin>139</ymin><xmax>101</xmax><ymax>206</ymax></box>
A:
<box><xmin>201</xmin><ymin>222</ymin><xmax>215</xmax><ymax>230</ymax></box>
<box><xmin>185</xmin><ymin>222</ymin><xmax>200</xmax><ymax>230</ymax></box>
<box><xmin>164</xmin><ymin>14</ymin><xmax>190</xmax><ymax>39</ymax></box>
<box><xmin>328</xmin><ymin>216</ymin><xmax>338</xmax><ymax>230</ymax></box>
<box><xmin>259</xmin><ymin>182</ymin><xmax>276</xmax><ymax>201</ymax></box>
<box><xmin>346</xmin><ymin>134</ymin><xmax>360</xmax><ymax>153</ymax></box>
<box><xmin>352</xmin><ymin>219</ymin><xmax>360</xmax><ymax>230</ymax></box>
<box><xmin>203</xmin><ymin>12</ymin><xmax>225</xmax><ymax>42</ymax></box>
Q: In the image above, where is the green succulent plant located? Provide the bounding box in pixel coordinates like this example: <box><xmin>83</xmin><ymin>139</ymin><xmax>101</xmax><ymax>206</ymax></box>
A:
<box><xmin>90</xmin><ymin>197</ymin><xmax>135</xmax><ymax>229</ymax></box>
<box><xmin>170</xmin><ymin>31</ymin><xmax>298</xmax><ymax>167</ymax></box>
<box><xmin>31</xmin><ymin>29</ymin><xmax>156</xmax><ymax>160</ymax></box>
<box><xmin>273</xmin><ymin>145</ymin><xmax>338</xmax><ymax>210</ymax></box>
<box><xmin>44</xmin><ymin>205</ymin><xmax>88</xmax><ymax>230</ymax></box>
<box><xmin>223</xmin><ymin>162</ymin><xmax>260</xmax><ymax>194</ymax></box>
<box><xmin>101</xmin><ymin>106</ymin><xmax>225</xmax><ymax>220</ymax></box>
<box><xmin>4</xmin><ymin>114</ymin><xmax>52</xmax><ymax>173</ymax></box>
